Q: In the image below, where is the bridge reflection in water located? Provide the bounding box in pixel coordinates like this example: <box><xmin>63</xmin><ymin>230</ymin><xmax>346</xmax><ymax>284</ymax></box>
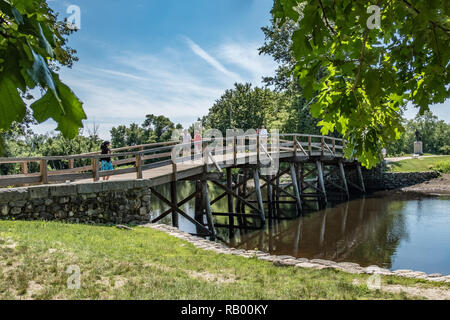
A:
<box><xmin>152</xmin><ymin>182</ymin><xmax>449</xmax><ymax>271</ymax></box>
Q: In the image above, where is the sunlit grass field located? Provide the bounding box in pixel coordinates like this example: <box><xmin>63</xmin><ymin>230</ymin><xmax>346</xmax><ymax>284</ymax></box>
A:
<box><xmin>1</xmin><ymin>221</ymin><xmax>448</xmax><ymax>300</ymax></box>
<box><xmin>388</xmin><ymin>156</ymin><xmax>450</xmax><ymax>173</ymax></box>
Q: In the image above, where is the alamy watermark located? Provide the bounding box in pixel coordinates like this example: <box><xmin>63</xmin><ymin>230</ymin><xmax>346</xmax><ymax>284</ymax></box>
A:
<box><xmin>367</xmin><ymin>5</ymin><xmax>381</xmax><ymax>30</ymax></box>
<box><xmin>171</xmin><ymin>125</ymin><xmax>280</xmax><ymax>177</ymax></box>
<box><xmin>66</xmin><ymin>5</ymin><xmax>81</xmax><ymax>30</ymax></box>
<box><xmin>66</xmin><ymin>265</ymin><xmax>81</xmax><ymax>290</ymax></box>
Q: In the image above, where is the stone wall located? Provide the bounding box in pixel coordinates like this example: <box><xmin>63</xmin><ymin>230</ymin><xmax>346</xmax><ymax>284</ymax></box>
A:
<box><xmin>0</xmin><ymin>180</ymin><xmax>152</xmax><ymax>225</ymax></box>
<box><xmin>325</xmin><ymin>162</ymin><xmax>440</xmax><ymax>192</ymax></box>
<box><xmin>362</xmin><ymin>171</ymin><xmax>439</xmax><ymax>191</ymax></box>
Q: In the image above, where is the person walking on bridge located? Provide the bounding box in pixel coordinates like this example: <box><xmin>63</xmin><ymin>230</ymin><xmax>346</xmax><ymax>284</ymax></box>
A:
<box><xmin>182</xmin><ymin>130</ymin><xmax>192</xmax><ymax>163</ymax></box>
<box><xmin>100</xmin><ymin>141</ymin><xmax>113</xmax><ymax>181</ymax></box>
<box><xmin>260</xmin><ymin>125</ymin><xmax>269</xmax><ymax>148</ymax></box>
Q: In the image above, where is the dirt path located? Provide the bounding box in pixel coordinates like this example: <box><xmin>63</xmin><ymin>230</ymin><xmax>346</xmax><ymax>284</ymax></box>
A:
<box><xmin>353</xmin><ymin>279</ymin><xmax>450</xmax><ymax>300</ymax></box>
<box><xmin>402</xmin><ymin>174</ymin><xmax>450</xmax><ymax>195</ymax></box>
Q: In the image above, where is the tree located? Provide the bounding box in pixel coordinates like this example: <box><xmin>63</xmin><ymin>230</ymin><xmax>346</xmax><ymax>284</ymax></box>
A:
<box><xmin>385</xmin><ymin>111</ymin><xmax>450</xmax><ymax>156</ymax></box>
<box><xmin>259</xmin><ymin>18</ymin><xmax>332</xmax><ymax>136</ymax></box>
<box><xmin>110</xmin><ymin>124</ymin><xmax>147</xmax><ymax>148</ymax></box>
<box><xmin>202</xmin><ymin>83</ymin><xmax>280</xmax><ymax>133</ymax></box>
<box><xmin>142</xmin><ymin>114</ymin><xmax>181</xmax><ymax>143</ymax></box>
<box><xmin>0</xmin><ymin>0</ymin><xmax>85</xmax><ymax>154</ymax></box>
<box><xmin>272</xmin><ymin>0</ymin><xmax>449</xmax><ymax>168</ymax></box>
<box><xmin>110</xmin><ymin>115</ymin><xmax>181</xmax><ymax>148</ymax></box>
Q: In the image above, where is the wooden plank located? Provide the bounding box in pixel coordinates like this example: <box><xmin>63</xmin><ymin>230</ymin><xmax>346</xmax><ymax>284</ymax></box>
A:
<box><xmin>47</xmin><ymin>172</ymin><xmax>94</xmax><ymax>183</ymax></box>
<box><xmin>98</xmin><ymin>167</ymin><xmax>136</xmax><ymax>177</ymax></box>
<box><xmin>142</xmin><ymin>152</ymin><xmax>171</xmax><ymax>161</ymax></box>
<box><xmin>0</xmin><ymin>175</ymin><xmax>42</xmax><ymax>187</ymax></box>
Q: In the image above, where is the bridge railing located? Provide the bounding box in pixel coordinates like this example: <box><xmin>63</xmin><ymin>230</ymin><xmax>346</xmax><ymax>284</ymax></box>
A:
<box><xmin>0</xmin><ymin>134</ymin><xmax>346</xmax><ymax>187</ymax></box>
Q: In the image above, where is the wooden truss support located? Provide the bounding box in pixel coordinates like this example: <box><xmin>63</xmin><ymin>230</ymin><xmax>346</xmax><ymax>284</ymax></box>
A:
<box><xmin>150</xmin><ymin>187</ymin><xmax>212</xmax><ymax>237</ymax></box>
<box><xmin>290</xmin><ymin>162</ymin><xmax>303</xmax><ymax>216</ymax></box>
<box><xmin>252</xmin><ymin>168</ymin><xmax>266</xmax><ymax>225</ymax></box>
<box><xmin>316</xmin><ymin>161</ymin><xmax>328</xmax><ymax>203</ymax></box>
<box><xmin>338</xmin><ymin>160</ymin><xmax>350</xmax><ymax>198</ymax></box>
<box><xmin>170</xmin><ymin>181</ymin><xmax>179</xmax><ymax>228</ymax></box>
<box><xmin>202</xmin><ymin>180</ymin><xmax>217</xmax><ymax>240</ymax></box>
<box><xmin>356</xmin><ymin>163</ymin><xmax>366</xmax><ymax>193</ymax></box>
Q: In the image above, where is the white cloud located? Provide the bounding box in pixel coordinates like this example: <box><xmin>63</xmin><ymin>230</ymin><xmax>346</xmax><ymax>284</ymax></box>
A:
<box><xmin>33</xmin><ymin>37</ymin><xmax>277</xmax><ymax>139</ymax></box>
<box><xmin>216</xmin><ymin>41</ymin><xmax>277</xmax><ymax>84</ymax></box>
<box><xmin>183</xmin><ymin>37</ymin><xmax>243</xmax><ymax>82</ymax></box>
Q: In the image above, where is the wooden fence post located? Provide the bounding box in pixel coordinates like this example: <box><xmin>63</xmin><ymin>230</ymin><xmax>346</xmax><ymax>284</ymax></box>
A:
<box><xmin>21</xmin><ymin>162</ymin><xmax>28</xmax><ymax>175</ymax></box>
<box><xmin>40</xmin><ymin>159</ymin><xmax>48</xmax><ymax>185</ymax></box>
<box><xmin>308</xmin><ymin>136</ymin><xmax>312</xmax><ymax>155</ymax></box>
<box><xmin>92</xmin><ymin>158</ymin><xmax>99</xmax><ymax>182</ymax></box>
<box><xmin>136</xmin><ymin>153</ymin><xmax>143</xmax><ymax>179</ymax></box>
<box><xmin>321</xmin><ymin>137</ymin><xmax>325</xmax><ymax>156</ymax></box>
<box><xmin>293</xmin><ymin>135</ymin><xmax>297</xmax><ymax>154</ymax></box>
<box><xmin>233</xmin><ymin>135</ymin><xmax>237</xmax><ymax>166</ymax></box>
<box><xmin>257</xmin><ymin>133</ymin><xmax>260</xmax><ymax>164</ymax></box>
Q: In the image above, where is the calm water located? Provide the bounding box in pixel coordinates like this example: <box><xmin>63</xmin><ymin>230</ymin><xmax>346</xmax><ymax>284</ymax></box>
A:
<box><xmin>151</xmin><ymin>182</ymin><xmax>450</xmax><ymax>274</ymax></box>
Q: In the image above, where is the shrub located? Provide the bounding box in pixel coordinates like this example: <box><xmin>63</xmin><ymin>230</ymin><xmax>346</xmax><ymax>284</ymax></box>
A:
<box><xmin>435</xmin><ymin>161</ymin><xmax>450</xmax><ymax>174</ymax></box>
<box><xmin>439</xmin><ymin>145</ymin><xmax>450</xmax><ymax>155</ymax></box>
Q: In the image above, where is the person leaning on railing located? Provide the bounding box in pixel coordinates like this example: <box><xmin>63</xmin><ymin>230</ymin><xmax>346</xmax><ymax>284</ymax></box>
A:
<box><xmin>100</xmin><ymin>141</ymin><xmax>114</xmax><ymax>181</ymax></box>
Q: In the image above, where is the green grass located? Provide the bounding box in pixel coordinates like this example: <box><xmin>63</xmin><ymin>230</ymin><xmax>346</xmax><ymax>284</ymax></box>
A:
<box><xmin>0</xmin><ymin>221</ymin><xmax>448</xmax><ymax>300</ymax></box>
<box><xmin>388</xmin><ymin>156</ymin><xmax>450</xmax><ymax>173</ymax></box>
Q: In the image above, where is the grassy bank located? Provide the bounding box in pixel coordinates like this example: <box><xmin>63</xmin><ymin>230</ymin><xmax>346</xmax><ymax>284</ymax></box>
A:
<box><xmin>388</xmin><ymin>156</ymin><xmax>450</xmax><ymax>173</ymax></box>
<box><xmin>0</xmin><ymin>221</ymin><xmax>448</xmax><ymax>300</ymax></box>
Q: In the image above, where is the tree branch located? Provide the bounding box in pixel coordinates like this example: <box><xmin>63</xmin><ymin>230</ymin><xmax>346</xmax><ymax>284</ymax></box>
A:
<box><xmin>400</xmin><ymin>0</ymin><xmax>450</xmax><ymax>35</ymax></box>
<box><xmin>352</xmin><ymin>29</ymin><xmax>370</xmax><ymax>91</ymax></box>
<box><xmin>318</xmin><ymin>0</ymin><xmax>337</xmax><ymax>37</ymax></box>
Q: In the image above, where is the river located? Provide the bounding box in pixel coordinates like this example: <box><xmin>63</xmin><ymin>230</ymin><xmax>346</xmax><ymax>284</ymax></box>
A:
<box><xmin>150</xmin><ymin>182</ymin><xmax>450</xmax><ymax>275</ymax></box>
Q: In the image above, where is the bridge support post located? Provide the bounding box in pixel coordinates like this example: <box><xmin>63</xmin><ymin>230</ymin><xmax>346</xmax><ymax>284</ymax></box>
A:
<box><xmin>194</xmin><ymin>180</ymin><xmax>204</xmax><ymax>233</ymax></box>
<box><xmin>226</xmin><ymin>168</ymin><xmax>234</xmax><ymax>237</ymax></box>
<box><xmin>338</xmin><ymin>160</ymin><xmax>350</xmax><ymax>199</ymax></box>
<box><xmin>170</xmin><ymin>181</ymin><xmax>179</xmax><ymax>228</ymax></box>
<box><xmin>253</xmin><ymin>168</ymin><xmax>266</xmax><ymax>225</ymax></box>
<box><xmin>356</xmin><ymin>164</ymin><xmax>366</xmax><ymax>194</ymax></box>
<box><xmin>275</xmin><ymin>174</ymin><xmax>280</xmax><ymax>216</ymax></box>
<box><xmin>290</xmin><ymin>162</ymin><xmax>303</xmax><ymax>216</ymax></box>
<box><xmin>316</xmin><ymin>161</ymin><xmax>327</xmax><ymax>204</ymax></box>
<box><xmin>201</xmin><ymin>180</ymin><xmax>216</xmax><ymax>240</ymax></box>
<box><xmin>267</xmin><ymin>174</ymin><xmax>274</xmax><ymax>219</ymax></box>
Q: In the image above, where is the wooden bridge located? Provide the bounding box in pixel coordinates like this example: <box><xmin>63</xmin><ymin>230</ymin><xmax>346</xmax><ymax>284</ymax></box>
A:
<box><xmin>0</xmin><ymin>134</ymin><xmax>366</xmax><ymax>240</ymax></box>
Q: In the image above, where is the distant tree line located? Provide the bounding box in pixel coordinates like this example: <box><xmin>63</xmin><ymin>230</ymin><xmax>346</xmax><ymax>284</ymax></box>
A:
<box><xmin>386</xmin><ymin>112</ymin><xmax>450</xmax><ymax>156</ymax></box>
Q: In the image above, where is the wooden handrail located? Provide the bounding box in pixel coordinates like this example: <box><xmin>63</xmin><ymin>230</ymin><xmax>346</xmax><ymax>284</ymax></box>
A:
<box><xmin>0</xmin><ymin>133</ymin><xmax>348</xmax><ymax>187</ymax></box>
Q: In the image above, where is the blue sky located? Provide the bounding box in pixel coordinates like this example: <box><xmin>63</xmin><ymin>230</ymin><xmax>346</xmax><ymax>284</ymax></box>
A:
<box><xmin>38</xmin><ymin>0</ymin><xmax>449</xmax><ymax>139</ymax></box>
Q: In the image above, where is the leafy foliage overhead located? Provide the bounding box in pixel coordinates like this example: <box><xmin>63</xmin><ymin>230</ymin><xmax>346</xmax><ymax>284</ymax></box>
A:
<box><xmin>0</xmin><ymin>0</ymin><xmax>85</xmax><ymax>153</ymax></box>
<box><xmin>272</xmin><ymin>0</ymin><xmax>449</xmax><ymax>168</ymax></box>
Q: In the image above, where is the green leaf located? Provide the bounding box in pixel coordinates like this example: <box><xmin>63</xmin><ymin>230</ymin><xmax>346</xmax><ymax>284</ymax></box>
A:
<box><xmin>0</xmin><ymin>73</ymin><xmax>26</xmax><ymax>130</ymax></box>
<box><xmin>31</xmin><ymin>75</ymin><xmax>86</xmax><ymax>139</ymax></box>
<box><xmin>27</xmin><ymin>49</ymin><xmax>61</xmax><ymax>107</ymax></box>
<box><xmin>11</xmin><ymin>7</ymin><xmax>24</xmax><ymax>25</ymax></box>
<box><xmin>38</xmin><ymin>23</ymin><xmax>54</xmax><ymax>58</ymax></box>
